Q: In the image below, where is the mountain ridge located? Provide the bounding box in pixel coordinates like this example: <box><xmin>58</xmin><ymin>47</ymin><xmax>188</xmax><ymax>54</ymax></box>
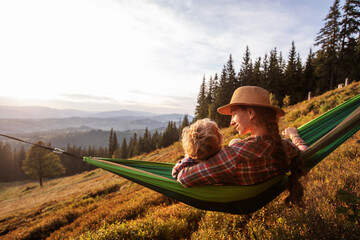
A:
<box><xmin>0</xmin><ymin>114</ymin><xmax>192</xmax><ymax>134</ymax></box>
<box><xmin>0</xmin><ymin>105</ymin><xmax>190</xmax><ymax>119</ymax></box>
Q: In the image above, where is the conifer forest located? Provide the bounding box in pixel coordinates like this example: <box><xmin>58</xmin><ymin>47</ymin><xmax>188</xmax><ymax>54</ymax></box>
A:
<box><xmin>194</xmin><ymin>0</ymin><xmax>360</xmax><ymax>128</ymax></box>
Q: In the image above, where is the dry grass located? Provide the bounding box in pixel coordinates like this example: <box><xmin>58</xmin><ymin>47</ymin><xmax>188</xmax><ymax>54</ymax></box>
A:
<box><xmin>0</xmin><ymin>169</ymin><xmax>123</xmax><ymax>218</ymax></box>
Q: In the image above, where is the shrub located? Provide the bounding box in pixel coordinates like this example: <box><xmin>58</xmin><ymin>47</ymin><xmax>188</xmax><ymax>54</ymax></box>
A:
<box><xmin>83</xmin><ymin>184</ymin><xmax>121</xmax><ymax>199</ymax></box>
<box><xmin>336</xmin><ymin>176</ymin><xmax>360</xmax><ymax>225</ymax></box>
<box><xmin>79</xmin><ymin>204</ymin><xmax>205</xmax><ymax>240</ymax></box>
<box><xmin>283</xmin><ymin>95</ymin><xmax>291</xmax><ymax>108</ymax></box>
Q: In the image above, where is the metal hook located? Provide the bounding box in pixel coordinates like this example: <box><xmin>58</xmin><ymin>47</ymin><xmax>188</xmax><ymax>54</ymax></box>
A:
<box><xmin>53</xmin><ymin>148</ymin><xmax>65</xmax><ymax>154</ymax></box>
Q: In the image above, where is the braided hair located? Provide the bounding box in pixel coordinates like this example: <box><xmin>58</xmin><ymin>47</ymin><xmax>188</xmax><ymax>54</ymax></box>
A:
<box><xmin>242</xmin><ymin>106</ymin><xmax>305</xmax><ymax>207</ymax></box>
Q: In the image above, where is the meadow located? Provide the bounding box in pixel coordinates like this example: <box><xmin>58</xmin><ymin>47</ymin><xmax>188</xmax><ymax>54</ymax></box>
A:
<box><xmin>0</xmin><ymin>82</ymin><xmax>360</xmax><ymax>239</ymax></box>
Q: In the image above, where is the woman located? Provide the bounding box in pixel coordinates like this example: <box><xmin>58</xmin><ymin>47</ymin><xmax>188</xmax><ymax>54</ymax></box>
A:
<box><xmin>172</xmin><ymin>86</ymin><xmax>308</xmax><ymax>206</ymax></box>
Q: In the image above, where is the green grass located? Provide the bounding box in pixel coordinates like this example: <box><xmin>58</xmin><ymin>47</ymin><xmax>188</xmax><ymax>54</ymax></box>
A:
<box><xmin>0</xmin><ymin>82</ymin><xmax>360</xmax><ymax>239</ymax></box>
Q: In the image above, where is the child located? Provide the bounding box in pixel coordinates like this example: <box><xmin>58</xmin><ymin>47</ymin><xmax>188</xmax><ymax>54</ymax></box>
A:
<box><xmin>172</xmin><ymin>118</ymin><xmax>223</xmax><ymax>179</ymax></box>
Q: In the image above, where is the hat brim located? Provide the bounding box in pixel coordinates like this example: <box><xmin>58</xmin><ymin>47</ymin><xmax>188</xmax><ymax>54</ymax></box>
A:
<box><xmin>217</xmin><ymin>103</ymin><xmax>285</xmax><ymax>117</ymax></box>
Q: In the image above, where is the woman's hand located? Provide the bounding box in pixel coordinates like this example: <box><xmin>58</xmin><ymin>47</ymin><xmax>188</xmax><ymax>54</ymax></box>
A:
<box><xmin>229</xmin><ymin>138</ymin><xmax>241</xmax><ymax>146</ymax></box>
<box><xmin>282</xmin><ymin>127</ymin><xmax>299</xmax><ymax>139</ymax></box>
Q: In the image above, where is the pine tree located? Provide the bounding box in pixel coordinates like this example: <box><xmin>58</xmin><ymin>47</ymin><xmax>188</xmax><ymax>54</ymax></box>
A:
<box><xmin>213</xmin><ymin>66</ymin><xmax>231</xmax><ymax>128</ymax></box>
<box><xmin>211</xmin><ymin>55</ymin><xmax>237</xmax><ymax>128</ymax></box>
<box><xmin>315</xmin><ymin>0</ymin><xmax>342</xmax><ymax>90</ymax></box>
<box><xmin>128</xmin><ymin>133</ymin><xmax>137</xmax><ymax>157</ymax></box>
<box><xmin>294</xmin><ymin>53</ymin><xmax>305</xmax><ymax>102</ymax></box>
<box><xmin>132</xmin><ymin>133</ymin><xmax>140</xmax><ymax>156</ymax></box>
<box><xmin>113</xmin><ymin>132</ymin><xmax>119</xmax><ymax>153</ymax></box>
<box><xmin>238</xmin><ymin>46</ymin><xmax>253</xmax><ymax>86</ymax></box>
<box><xmin>136</xmin><ymin>136</ymin><xmax>144</xmax><ymax>155</ymax></box>
<box><xmin>284</xmin><ymin>42</ymin><xmax>297</xmax><ymax>101</ymax></box>
<box><xmin>108</xmin><ymin>128</ymin><xmax>119</xmax><ymax>158</ymax></box>
<box><xmin>108</xmin><ymin>128</ymin><xmax>114</xmax><ymax>157</ymax></box>
<box><xmin>354</xmin><ymin>37</ymin><xmax>360</xmax><ymax>81</ymax></box>
<box><xmin>162</xmin><ymin>121</ymin><xmax>179</xmax><ymax>147</ymax></box>
<box><xmin>152</xmin><ymin>130</ymin><xmax>160</xmax><ymax>149</ymax></box>
<box><xmin>205</xmin><ymin>75</ymin><xmax>215</xmax><ymax>112</ymax></box>
<box><xmin>339</xmin><ymin>0</ymin><xmax>360</xmax><ymax>81</ymax></box>
<box><xmin>340</xmin><ymin>0</ymin><xmax>360</xmax><ymax>52</ymax></box>
<box><xmin>143</xmin><ymin>127</ymin><xmax>151</xmax><ymax>153</ymax></box>
<box><xmin>268</xmin><ymin>48</ymin><xmax>283</xmax><ymax>102</ymax></box>
<box><xmin>226</xmin><ymin>54</ymin><xmax>238</xmax><ymax>92</ymax></box>
<box><xmin>304</xmin><ymin>48</ymin><xmax>317</xmax><ymax>94</ymax></box>
<box><xmin>195</xmin><ymin>75</ymin><xmax>208</xmax><ymax>120</ymax></box>
<box><xmin>279</xmin><ymin>51</ymin><xmax>286</xmax><ymax>73</ymax></box>
<box><xmin>208</xmin><ymin>73</ymin><xmax>219</xmax><ymax>121</ymax></box>
<box><xmin>253</xmin><ymin>57</ymin><xmax>262</xmax><ymax>86</ymax></box>
<box><xmin>22</xmin><ymin>141</ymin><xmax>65</xmax><ymax>187</ymax></box>
<box><xmin>98</xmin><ymin>146</ymin><xmax>107</xmax><ymax>159</ymax></box>
<box><xmin>180</xmin><ymin>115</ymin><xmax>190</xmax><ymax>131</ymax></box>
<box><xmin>113</xmin><ymin>149</ymin><xmax>121</xmax><ymax>159</ymax></box>
<box><xmin>120</xmin><ymin>138</ymin><xmax>128</xmax><ymax>159</ymax></box>
<box><xmin>64</xmin><ymin>143</ymin><xmax>73</xmax><ymax>175</ymax></box>
<box><xmin>0</xmin><ymin>142</ymin><xmax>13</xmax><ymax>181</ymax></box>
<box><xmin>10</xmin><ymin>147</ymin><xmax>24</xmax><ymax>181</ymax></box>
<box><xmin>16</xmin><ymin>146</ymin><xmax>27</xmax><ymax>180</ymax></box>
<box><xmin>260</xmin><ymin>53</ymin><xmax>269</xmax><ymax>89</ymax></box>
<box><xmin>127</xmin><ymin>136</ymin><xmax>133</xmax><ymax>157</ymax></box>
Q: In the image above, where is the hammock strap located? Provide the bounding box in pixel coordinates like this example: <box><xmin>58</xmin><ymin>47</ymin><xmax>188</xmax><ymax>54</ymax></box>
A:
<box><xmin>0</xmin><ymin>133</ymin><xmax>83</xmax><ymax>160</ymax></box>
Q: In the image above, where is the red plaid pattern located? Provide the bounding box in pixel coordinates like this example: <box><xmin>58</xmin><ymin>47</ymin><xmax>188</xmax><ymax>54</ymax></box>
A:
<box><xmin>173</xmin><ymin>135</ymin><xmax>308</xmax><ymax>187</ymax></box>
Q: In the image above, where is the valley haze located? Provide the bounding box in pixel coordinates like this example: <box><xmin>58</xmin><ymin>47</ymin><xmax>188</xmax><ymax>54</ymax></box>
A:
<box><xmin>0</xmin><ymin>105</ymin><xmax>193</xmax><ymax>133</ymax></box>
<box><xmin>0</xmin><ymin>105</ymin><xmax>193</xmax><ymax>149</ymax></box>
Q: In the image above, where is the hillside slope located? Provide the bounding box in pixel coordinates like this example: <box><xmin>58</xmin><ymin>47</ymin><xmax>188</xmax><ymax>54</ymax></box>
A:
<box><xmin>0</xmin><ymin>82</ymin><xmax>359</xmax><ymax>239</ymax></box>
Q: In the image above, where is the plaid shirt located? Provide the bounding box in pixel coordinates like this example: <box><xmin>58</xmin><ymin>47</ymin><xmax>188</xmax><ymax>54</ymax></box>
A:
<box><xmin>172</xmin><ymin>135</ymin><xmax>308</xmax><ymax>187</ymax></box>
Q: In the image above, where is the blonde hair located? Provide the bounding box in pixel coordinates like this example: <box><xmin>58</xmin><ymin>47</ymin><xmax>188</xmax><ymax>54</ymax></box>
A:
<box><xmin>181</xmin><ymin>118</ymin><xmax>223</xmax><ymax>161</ymax></box>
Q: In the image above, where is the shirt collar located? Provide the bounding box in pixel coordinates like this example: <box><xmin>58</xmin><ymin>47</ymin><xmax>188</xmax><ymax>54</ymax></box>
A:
<box><xmin>245</xmin><ymin>135</ymin><xmax>273</xmax><ymax>142</ymax></box>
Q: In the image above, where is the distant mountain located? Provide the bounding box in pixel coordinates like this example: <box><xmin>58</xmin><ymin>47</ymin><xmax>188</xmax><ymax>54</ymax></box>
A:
<box><xmin>89</xmin><ymin>110</ymin><xmax>157</xmax><ymax>118</ymax></box>
<box><xmin>0</xmin><ymin>106</ymin><xmax>92</xmax><ymax>119</ymax></box>
<box><xmin>2</xmin><ymin>128</ymin><xmax>153</xmax><ymax>150</ymax></box>
<box><xmin>152</xmin><ymin>113</ymin><xmax>190</xmax><ymax>122</ymax></box>
<box><xmin>0</xmin><ymin>105</ymin><xmax>193</xmax><ymax>139</ymax></box>
<box><xmin>0</xmin><ymin>115</ymin><xmax>193</xmax><ymax>134</ymax></box>
<box><xmin>0</xmin><ymin>105</ymin><xmax>162</xmax><ymax>119</ymax></box>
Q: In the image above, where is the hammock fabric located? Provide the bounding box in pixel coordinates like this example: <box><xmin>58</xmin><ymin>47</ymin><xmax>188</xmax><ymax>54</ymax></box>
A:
<box><xmin>84</xmin><ymin>94</ymin><xmax>360</xmax><ymax>215</ymax></box>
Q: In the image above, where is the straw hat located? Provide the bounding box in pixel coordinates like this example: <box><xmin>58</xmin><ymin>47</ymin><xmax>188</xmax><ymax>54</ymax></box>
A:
<box><xmin>217</xmin><ymin>86</ymin><xmax>285</xmax><ymax>117</ymax></box>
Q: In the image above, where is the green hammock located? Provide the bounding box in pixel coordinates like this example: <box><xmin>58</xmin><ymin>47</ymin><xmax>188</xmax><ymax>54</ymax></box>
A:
<box><xmin>84</xmin><ymin>94</ymin><xmax>360</xmax><ymax>215</ymax></box>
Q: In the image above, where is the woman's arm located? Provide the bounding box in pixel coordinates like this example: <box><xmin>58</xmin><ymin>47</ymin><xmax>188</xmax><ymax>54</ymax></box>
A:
<box><xmin>228</xmin><ymin>138</ymin><xmax>241</xmax><ymax>146</ymax></box>
<box><xmin>176</xmin><ymin>147</ymin><xmax>239</xmax><ymax>187</ymax></box>
<box><xmin>282</xmin><ymin>127</ymin><xmax>308</xmax><ymax>151</ymax></box>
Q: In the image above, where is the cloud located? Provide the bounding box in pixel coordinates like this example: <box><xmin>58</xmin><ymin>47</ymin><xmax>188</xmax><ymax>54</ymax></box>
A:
<box><xmin>61</xmin><ymin>94</ymin><xmax>118</xmax><ymax>103</ymax></box>
<box><xmin>0</xmin><ymin>0</ymin><xmax>331</xmax><ymax>115</ymax></box>
<box><xmin>150</xmin><ymin>0</ymin><xmax>326</xmax><ymax>60</ymax></box>
<box><xmin>58</xmin><ymin>91</ymin><xmax>197</xmax><ymax>114</ymax></box>
<box><xmin>126</xmin><ymin>90</ymin><xmax>196</xmax><ymax>114</ymax></box>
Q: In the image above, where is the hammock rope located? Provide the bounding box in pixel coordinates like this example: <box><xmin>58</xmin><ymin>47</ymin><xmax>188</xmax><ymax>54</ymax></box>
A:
<box><xmin>0</xmin><ymin>133</ymin><xmax>83</xmax><ymax>159</ymax></box>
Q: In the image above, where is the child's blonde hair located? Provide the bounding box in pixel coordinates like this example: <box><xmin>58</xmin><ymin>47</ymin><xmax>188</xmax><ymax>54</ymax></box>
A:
<box><xmin>181</xmin><ymin>118</ymin><xmax>223</xmax><ymax>161</ymax></box>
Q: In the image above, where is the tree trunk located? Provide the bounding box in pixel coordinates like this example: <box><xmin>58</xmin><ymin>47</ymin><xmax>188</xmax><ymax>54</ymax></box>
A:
<box><xmin>39</xmin><ymin>177</ymin><xmax>43</xmax><ymax>187</ymax></box>
<box><xmin>330</xmin><ymin>67</ymin><xmax>334</xmax><ymax>90</ymax></box>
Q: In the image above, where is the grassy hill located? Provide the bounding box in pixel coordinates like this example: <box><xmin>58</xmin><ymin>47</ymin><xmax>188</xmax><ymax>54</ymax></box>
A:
<box><xmin>0</xmin><ymin>82</ymin><xmax>360</xmax><ymax>239</ymax></box>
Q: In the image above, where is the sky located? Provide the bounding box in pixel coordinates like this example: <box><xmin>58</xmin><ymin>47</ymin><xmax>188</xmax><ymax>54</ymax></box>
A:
<box><xmin>0</xmin><ymin>0</ymin><xmax>333</xmax><ymax>115</ymax></box>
